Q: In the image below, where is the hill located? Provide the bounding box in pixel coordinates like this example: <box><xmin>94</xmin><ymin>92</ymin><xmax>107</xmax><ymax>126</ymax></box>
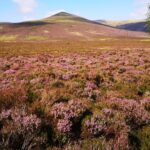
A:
<box><xmin>95</xmin><ymin>20</ymin><xmax>142</xmax><ymax>26</ymax></box>
<box><xmin>117</xmin><ymin>21</ymin><xmax>147</xmax><ymax>32</ymax></box>
<box><xmin>0</xmin><ymin>12</ymin><xmax>148</xmax><ymax>41</ymax></box>
<box><xmin>43</xmin><ymin>12</ymin><xmax>91</xmax><ymax>23</ymax></box>
<box><xmin>96</xmin><ymin>20</ymin><xmax>148</xmax><ymax>32</ymax></box>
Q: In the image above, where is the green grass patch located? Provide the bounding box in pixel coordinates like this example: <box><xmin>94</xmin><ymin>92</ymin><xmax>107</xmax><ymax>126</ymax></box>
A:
<box><xmin>25</xmin><ymin>36</ymin><xmax>48</xmax><ymax>41</ymax></box>
<box><xmin>0</xmin><ymin>35</ymin><xmax>17</xmax><ymax>41</ymax></box>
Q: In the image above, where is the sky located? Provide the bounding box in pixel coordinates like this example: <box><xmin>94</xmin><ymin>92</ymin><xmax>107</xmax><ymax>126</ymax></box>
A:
<box><xmin>0</xmin><ymin>0</ymin><xmax>149</xmax><ymax>22</ymax></box>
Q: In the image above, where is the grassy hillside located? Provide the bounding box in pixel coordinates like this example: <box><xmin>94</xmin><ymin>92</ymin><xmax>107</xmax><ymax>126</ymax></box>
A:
<box><xmin>95</xmin><ymin>20</ymin><xmax>143</xmax><ymax>26</ymax></box>
<box><xmin>0</xmin><ymin>12</ymin><xmax>148</xmax><ymax>42</ymax></box>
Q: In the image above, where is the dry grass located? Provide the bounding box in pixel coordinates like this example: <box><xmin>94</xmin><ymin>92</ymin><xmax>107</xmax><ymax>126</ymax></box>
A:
<box><xmin>0</xmin><ymin>38</ymin><xmax>150</xmax><ymax>56</ymax></box>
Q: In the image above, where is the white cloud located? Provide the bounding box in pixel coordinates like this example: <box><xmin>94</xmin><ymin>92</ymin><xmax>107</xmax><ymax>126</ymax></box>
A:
<box><xmin>12</xmin><ymin>0</ymin><xmax>37</xmax><ymax>14</ymax></box>
<box><xmin>130</xmin><ymin>0</ymin><xmax>149</xmax><ymax>19</ymax></box>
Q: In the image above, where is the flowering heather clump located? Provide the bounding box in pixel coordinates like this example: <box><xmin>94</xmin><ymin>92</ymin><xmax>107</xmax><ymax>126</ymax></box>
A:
<box><xmin>0</xmin><ymin>108</ymin><xmax>43</xmax><ymax>149</ymax></box>
<box><xmin>57</xmin><ymin>119</ymin><xmax>72</xmax><ymax>133</ymax></box>
<box><xmin>68</xmin><ymin>100</ymin><xmax>87</xmax><ymax>118</ymax></box>
<box><xmin>0</xmin><ymin>109</ymin><xmax>41</xmax><ymax>132</ymax></box>
<box><xmin>107</xmin><ymin>98</ymin><xmax>150</xmax><ymax>128</ymax></box>
<box><xmin>51</xmin><ymin>102</ymin><xmax>68</xmax><ymax>119</ymax></box>
<box><xmin>51</xmin><ymin>100</ymin><xmax>87</xmax><ymax>136</ymax></box>
<box><xmin>51</xmin><ymin>100</ymin><xmax>87</xmax><ymax>120</ymax></box>
<box><xmin>85</xmin><ymin>115</ymin><xmax>106</xmax><ymax>136</ymax></box>
<box><xmin>83</xmin><ymin>81</ymin><xmax>99</xmax><ymax>100</ymax></box>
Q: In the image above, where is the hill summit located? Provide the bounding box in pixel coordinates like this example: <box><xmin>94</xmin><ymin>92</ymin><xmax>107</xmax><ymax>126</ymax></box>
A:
<box><xmin>51</xmin><ymin>12</ymin><xmax>76</xmax><ymax>17</ymax></box>
<box><xmin>44</xmin><ymin>11</ymin><xmax>90</xmax><ymax>23</ymax></box>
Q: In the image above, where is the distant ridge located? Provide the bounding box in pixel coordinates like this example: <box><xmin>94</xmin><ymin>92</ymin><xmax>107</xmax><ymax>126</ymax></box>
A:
<box><xmin>0</xmin><ymin>11</ymin><xmax>148</xmax><ymax>41</ymax></box>
<box><xmin>95</xmin><ymin>19</ymin><xmax>147</xmax><ymax>32</ymax></box>
<box><xmin>96</xmin><ymin>19</ymin><xmax>142</xmax><ymax>26</ymax></box>
<box><xmin>117</xmin><ymin>21</ymin><xmax>147</xmax><ymax>32</ymax></box>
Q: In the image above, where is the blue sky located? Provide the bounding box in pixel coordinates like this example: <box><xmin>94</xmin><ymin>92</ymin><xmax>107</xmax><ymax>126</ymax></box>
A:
<box><xmin>0</xmin><ymin>0</ymin><xmax>149</xmax><ymax>22</ymax></box>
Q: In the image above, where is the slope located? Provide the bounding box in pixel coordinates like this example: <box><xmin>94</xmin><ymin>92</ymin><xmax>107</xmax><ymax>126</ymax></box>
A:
<box><xmin>0</xmin><ymin>12</ymin><xmax>148</xmax><ymax>41</ymax></box>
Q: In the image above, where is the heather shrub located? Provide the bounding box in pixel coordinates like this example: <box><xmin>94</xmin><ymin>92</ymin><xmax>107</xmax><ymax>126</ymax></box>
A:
<box><xmin>124</xmin><ymin>102</ymin><xmax>150</xmax><ymax>128</ymax></box>
<box><xmin>141</xmin><ymin>98</ymin><xmax>150</xmax><ymax>111</ymax></box>
<box><xmin>57</xmin><ymin>119</ymin><xmax>72</xmax><ymax>134</ymax></box>
<box><xmin>51</xmin><ymin>100</ymin><xmax>87</xmax><ymax>121</ymax></box>
<box><xmin>0</xmin><ymin>86</ymin><xmax>28</xmax><ymax>110</ymax></box>
<box><xmin>113</xmin><ymin>130</ymin><xmax>130</xmax><ymax>150</ymax></box>
<box><xmin>82</xmin><ymin>110</ymin><xmax>130</xmax><ymax>149</ymax></box>
<box><xmin>50</xmin><ymin>99</ymin><xmax>89</xmax><ymax>144</ymax></box>
<box><xmin>0</xmin><ymin>49</ymin><xmax>150</xmax><ymax>149</ymax></box>
<box><xmin>83</xmin><ymin>81</ymin><xmax>100</xmax><ymax>101</ymax></box>
<box><xmin>108</xmin><ymin>98</ymin><xmax>150</xmax><ymax>128</ymax></box>
<box><xmin>86</xmin><ymin>72</ymin><xmax>104</xmax><ymax>87</ymax></box>
<box><xmin>0</xmin><ymin>108</ymin><xmax>47</xmax><ymax>149</ymax></box>
<box><xmin>83</xmin><ymin>115</ymin><xmax>106</xmax><ymax>137</ymax></box>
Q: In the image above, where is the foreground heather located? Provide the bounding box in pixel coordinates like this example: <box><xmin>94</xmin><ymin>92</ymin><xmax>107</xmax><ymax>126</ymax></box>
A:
<box><xmin>0</xmin><ymin>49</ymin><xmax>150</xmax><ymax>149</ymax></box>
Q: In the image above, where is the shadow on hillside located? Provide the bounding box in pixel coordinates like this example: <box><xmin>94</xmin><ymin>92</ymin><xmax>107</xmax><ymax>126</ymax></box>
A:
<box><xmin>7</xmin><ymin>21</ymin><xmax>53</xmax><ymax>28</ymax></box>
<box><xmin>117</xmin><ymin>22</ymin><xmax>147</xmax><ymax>32</ymax></box>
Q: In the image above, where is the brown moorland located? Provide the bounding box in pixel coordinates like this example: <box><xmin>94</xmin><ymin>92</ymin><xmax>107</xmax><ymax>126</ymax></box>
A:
<box><xmin>0</xmin><ymin>12</ymin><xmax>150</xmax><ymax>150</ymax></box>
